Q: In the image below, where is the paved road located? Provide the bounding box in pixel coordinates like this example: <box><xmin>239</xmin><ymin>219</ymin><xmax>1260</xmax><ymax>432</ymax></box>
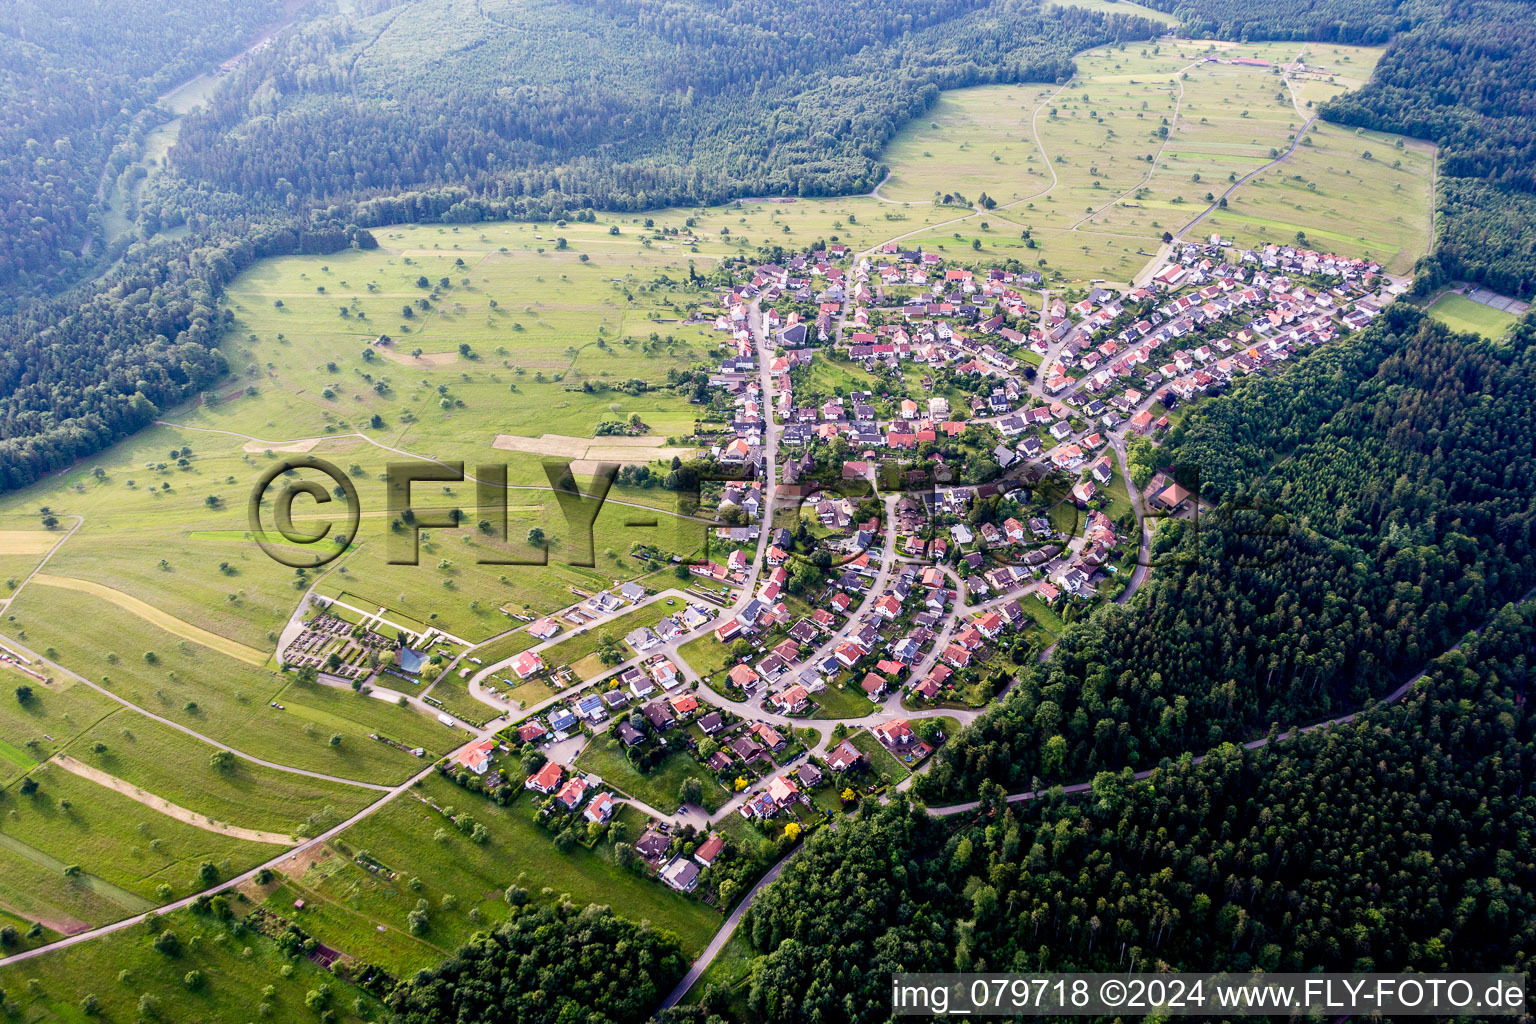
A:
<box><xmin>658</xmin><ymin>843</ymin><xmax>803</xmax><ymax>1009</ymax></box>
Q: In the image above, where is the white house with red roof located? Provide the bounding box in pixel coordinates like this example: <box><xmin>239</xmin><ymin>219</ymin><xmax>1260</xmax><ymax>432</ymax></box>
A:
<box><xmin>555</xmin><ymin>776</ymin><xmax>588</xmax><ymax>811</ymax></box>
<box><xmin>584</xmin><ymin>791</ymin><xmax>617</xmax><ymax>825</ymax></box>
<box><xmin>525</xmin><ymin>760</ymin><xmax>564</xmax><ymax>794</ymax></box>
<box><xmin>450</xmin><ymin>738</ymin><xmax>497</xmax><ymax>775</ymax></box>
<box><xmin>509</xmin><ymin>650</ymin><xmax>544</xmax><ymax>680</ymax></box>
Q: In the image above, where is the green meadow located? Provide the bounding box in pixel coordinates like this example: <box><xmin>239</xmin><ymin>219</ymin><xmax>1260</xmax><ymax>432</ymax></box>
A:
<box><xmin>576</xmin><ymin>737</ymin><xmax>727</xmax><ymax>814</ymax></box>
<box><xmin>1202</xmin><ymin>120</ymin><xmax>1434</xmax><ymax>272</ymax></box>
<box><xmin>296</xmin><ymin>774</ymin><xmax>720</xmax><ymax>964</ymax></box>
<box><xmin>0</xmin><ymin>670</ymin><xmax>115</xmax><ymax>786</ymax></box>
<box><xmin>66</xmin><ymin>711</ymin><xmax>378</xmax><ymax>835</ymax></box>
<box><xmin>2</xmin><ymin>763</ymin><xmax>270</xmax><ymax>906</ymax></box>
<box><xmin>877</xmin><ymin>37</ymin><xmax>1429</xmax><ymax>285</ymax></box>
<box><xmin>0</xmin><ymin>906</ymin><xmax>373</xmax><ymax>1024</ymax></box>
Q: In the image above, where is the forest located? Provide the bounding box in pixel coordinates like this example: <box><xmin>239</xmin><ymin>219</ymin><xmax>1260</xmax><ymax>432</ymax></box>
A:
<box><xmin>171</xmin><ymin>0</ymin><xmax>1163</xmax><ymax>219</ymax></box>
<box><xmin>693</xmin><ymin>597</ymin><xmax>1536</xmax><ymax>1022</ymax></box>
<box><xmin>1139</xmin><ymin>0</ymin><xmax>1432</xmax><ymax>43</ymax></box>
<box><xmin>915</xmin><ymin>308</ymin><xmax>1536</xmax><ymax>799</ymax></box>
<box><xmin>0</xmin><ymin>223</ymin><xmax>372</xmax><ymax>491</ymax></box>
<box><xmin>387</xmin><ymin>901</ymin><xmax>687</xmax><ymax>1024</ymax></box>
<box><xmin>0</xmin><ymin>0</ymin><xmax>280</xmax><ymax>301</ymax></box>
<box><xmin>1413</xmin><ymin>179</ymin><xmax>1536</xmax><ymax>300</ymax></box>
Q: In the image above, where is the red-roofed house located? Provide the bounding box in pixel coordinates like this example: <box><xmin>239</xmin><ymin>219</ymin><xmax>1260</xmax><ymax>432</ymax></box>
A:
<box><xmin>509</xmin><ymin>650</ymin><xmax>544</xmax><ymax>680</ymax></box>
<box><xmin>584</xmin><ymin>791</ymin><xmax>617</xmax><ymax>824</ymax></box>
<box><xmin>555</xmin><ymin>776</ymin><xmax>588</xmax><ymax>811</ymax></box>
<box><xmin>451</xmin><ymin>738</ymin><xmax>496</xmax><ymax>775</ymax></box>
<box><xmin>873</xmin><ymin>719</ymin><xmax>916</xmax><ymax>748</ymax></box>
<box><xmin>526</xmin><ymin>760</ymin><xmax>564</xmax><ymax>794</ymax></box>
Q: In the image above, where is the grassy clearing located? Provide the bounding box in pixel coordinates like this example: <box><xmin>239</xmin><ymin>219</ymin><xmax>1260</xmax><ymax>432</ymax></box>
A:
<box><xmin>2</xmin><ymin>763</ymin><xmax>271</xmax><ymax>904</ymax></box>
<box><xmin>877</xmin><ymin>38</ymin><xmax>1415</xmax><ymax>285</ymax></box>
<box><xmin>31</xmin><ymin>574</ymin><xmax>268</xmax><ymax>665</ymax></box>
<box><xmin>809</xmin><ymin>681</ymin><xmax>879</xmax><ymax>720</ymax></box>
<box><xmin>1054</xmin><ymin>0</ymin><xmax>1180</xmax><ymax>23</ymax></box>
<box><xmin>576</xmin><ymin>736</ymin><xmax>726</xmax><ymax>814</ymax></box>
<box><xmin>0</xmin><ymin>670</ymin><xmax>115</xmax><ymax>786</ymax></box>
<box><xmin>66</xmin><ymin>709</ymin><xmax>376</xmax><ymax>836</ymax></box>
<box><xmin>1425</xmin><ymin>291</ymin><xmax>1520</xmax><ymax>341</ymax></box>
<box><xmin>683</xmin><ymin>926</ymin><xmax>759</xmax><ymax>1010</ymax></box>
<box><xmin>0</xmin><ymin>906</ymin><xmax>372</xmax><ymax>1024</ymax></box>
<box><xmin>4</xmin><ymin>586</ymin><xmax>429</xmax><ymax>783</ymax></box>
<box><xmin>317</xmin><ymin>774</ymin><xmax>720</xmax><ymax>958</ymax></box>
<box><xmin>1202</xmin><ymin>120</ymin><xmax>1434</xmax><ymax>273</ymax></box>
<box><xmin>1022</xmin><ymin>594</ymin><xmax>1068</xmax><ymax>637</ymax></box>
<box><xmin>263</xmin><ymin>874</ymin><xmax>444</xmax><ymax>977</ymax></box>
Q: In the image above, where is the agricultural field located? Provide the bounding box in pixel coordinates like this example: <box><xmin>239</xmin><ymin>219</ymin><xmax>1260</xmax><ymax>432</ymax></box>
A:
<box><xmin>877</xmin><ymin>84</ymin><xmax>1065</xmax><ymax>206</ymax></box>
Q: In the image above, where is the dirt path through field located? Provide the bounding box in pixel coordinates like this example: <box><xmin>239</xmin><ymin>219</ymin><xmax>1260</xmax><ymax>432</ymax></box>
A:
<box><xmin>29</xmin><ymin>574</ymin><xmax>269</xmax><ymax>666</ymax></box>
<box><xmin>52</xmin><ymin>755</ymin><xmax>299</xmax><ymax>846</ymax></box>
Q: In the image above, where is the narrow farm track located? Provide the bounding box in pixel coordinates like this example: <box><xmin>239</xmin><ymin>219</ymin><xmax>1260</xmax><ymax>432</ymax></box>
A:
<box><xmin>152</xmin><ymin>420</ymin><xmax>716</xmax><ymax>523</ymax></box>
<box><xmin>0</xmin><ymin>760</ymin><xmax>437</xmax><ymax>969</ymax></box>
<box><xmin>51</xmin><ymin>755</ymin><xmax>300</xmax><ymax>846</ymax></box>
<box><xmin>0</xmin><ymin>634</ymin><xmax>391</xmax><ymax>793</ymax></box>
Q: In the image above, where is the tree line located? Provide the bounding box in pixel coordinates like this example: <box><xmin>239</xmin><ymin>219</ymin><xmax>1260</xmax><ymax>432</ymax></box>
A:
<box><xmin>170</xmin><ymin>0</ymin><xmax>1162</xmax><ymax>221</ymax></box>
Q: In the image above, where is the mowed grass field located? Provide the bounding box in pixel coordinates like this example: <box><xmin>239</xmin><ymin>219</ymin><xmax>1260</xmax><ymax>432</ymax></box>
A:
<box><xmin>1425</xmin><ymin>291</ymin><xmax>1521</xmax><ymax>340</ymax></box>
